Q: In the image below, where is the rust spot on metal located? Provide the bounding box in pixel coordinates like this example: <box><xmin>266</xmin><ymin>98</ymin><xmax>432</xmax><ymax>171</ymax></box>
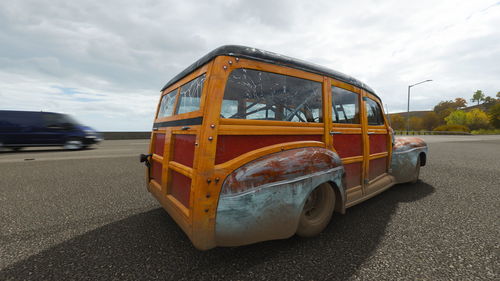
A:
<box><xmin>222</xmin><ymin>147</ymin><xmax>341</xmax><ymax>195</ymax></box>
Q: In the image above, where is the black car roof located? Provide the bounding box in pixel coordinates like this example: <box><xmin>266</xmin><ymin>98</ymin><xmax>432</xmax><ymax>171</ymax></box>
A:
<box><xmin>161</xmin><ymin>45</ymin><xmax>380</xmax><ymax>100</ymax></box>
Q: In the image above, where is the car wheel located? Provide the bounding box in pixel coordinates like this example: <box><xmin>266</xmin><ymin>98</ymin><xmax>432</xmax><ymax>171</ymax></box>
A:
<box><xmin>64</xmin><ymin>138</ymin><xmax>83</xmax><ymax>150</ymax></box>
<box><xmin>296</xmin><ymin>183</ymin><xmax>335</xmax><ymax>237</ymax></box>
<box><xmin>410</xmin><ymin>155</ymin><xmax>421</xmax><ymax>184</ymax></box>
<box><xmin>10</xmin><ymin>147</ymin><xmax>22</xmax><ymax>152</ymax></box>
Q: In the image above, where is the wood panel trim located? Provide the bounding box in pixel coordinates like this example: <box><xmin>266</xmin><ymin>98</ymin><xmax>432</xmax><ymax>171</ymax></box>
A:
<box><xmin>369</xmin><ymin>152</ymin><xmax>389</xmax><ymax>159</ymax></box>
<box><xmin>169</xmin><ymin>161</ymin><xmax>194</xmax><ymax>178</ymax></box>
<box><xmin>342</xmin><ymin>156</ymin><xmax>364</xmax><ymax>164</ymax></box>
<box><xmin>219</xmin><ymin>118</ymin><xmax>324</xmax><ymax>127</ymax></box>
<box><xmin>218</xmin><ymin>125</ymin><xmax>324</xmax><ymax>135</ymax></box>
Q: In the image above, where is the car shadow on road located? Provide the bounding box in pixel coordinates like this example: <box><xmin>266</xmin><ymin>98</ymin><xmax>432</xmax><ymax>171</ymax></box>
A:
<box><xmin>0</xmin><ymin>181</ymin><xmax>435</xmax><ymax>280</ymax></box>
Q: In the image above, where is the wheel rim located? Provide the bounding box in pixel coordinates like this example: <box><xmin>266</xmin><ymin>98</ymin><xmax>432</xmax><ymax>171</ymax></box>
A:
<box><xmin>64</xmin><ymin>140</ymin><xmax>82</xmax><ymax>150</ymax></box>
<box><xmin>301</xmin><ymin>184</ymin><xmax>330</xmax><ymax>224</ymax></box>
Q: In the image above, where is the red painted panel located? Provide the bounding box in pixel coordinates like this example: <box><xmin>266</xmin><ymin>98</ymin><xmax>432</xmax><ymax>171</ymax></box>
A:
<box><xmin>170</xmin><ymin>170</ymin><xmax>191</xmax><ymax>207</ymax></box>
<box><xmin>173</xmin><ymin>134</ymin><xmax>196</xmax><ymax>167</ymax></box>
<box><xmin>344</xmin><ymin>162</ymin><xmax>362</xmax><ymax>189</ymax></box>
<box><xmin>369</xmin><ymin>134</ymin><xmax>387</xmax><ymax>154</ymax></box>
<box><xmin>151</xmin><ymin>161</ymin><xmax>162</xmax><ymax>184</ymax></box>
<box><xmin>215</xmin><ymin>135</ymin><xmax>323</xmax><ymax>164</ymax></box>
<box><xmin>332</xmin><ymin>134</ymin><xmax>362</xmax><ymax>158</ymax></box>
<box><xmin>369</xmin><ymin>157</ymin><xmax>387</xmax><ymax>180</ymax></box>
<box><xmin>154</xmin><ymin>133</ymin><xmax>165</xmax><ymax>156</ymax></box>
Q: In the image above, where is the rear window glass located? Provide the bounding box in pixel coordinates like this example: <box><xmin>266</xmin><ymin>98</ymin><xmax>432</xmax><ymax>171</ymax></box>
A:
<box><xmin>176</xmin><ymin>74</ymin><xmax>206</xmax><ymax>115</ymax></box>
<box><xmin>222</xmin><ymin>69</ymin><xmax>322</xmax><ymax>122</ymax></box>
<box><xmin>157</xmin><ymin>90</ymin><xmax>177</xmax><ymax>118</ymax></box>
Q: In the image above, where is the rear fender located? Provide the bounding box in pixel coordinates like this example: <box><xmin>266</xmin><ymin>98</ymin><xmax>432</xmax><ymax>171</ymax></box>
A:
<box><xmin>215</xmin><ymin>146</ymin><xmax>345</xmax><ymax>247</ymax></box>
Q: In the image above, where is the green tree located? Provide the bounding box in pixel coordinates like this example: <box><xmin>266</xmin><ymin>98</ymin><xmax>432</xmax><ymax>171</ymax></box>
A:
<box><xmin>465</xmin><ymin>108</ymin><xmax>489</xmax><ymax>130</ymax></box>
<box><xmin>471</xmin><ymin>90</ymin><xmax>485</xmax><ymax>105</ymax></box>
<box><xmin>483</xmin><ymin>96</ymin><xmax>499</xmax><ymax>109</ymax></box>
<box><xmin>445</xmin><ymin>110</ymin><xmax>467</xmax><ymax>126</ymax></box>
<box><xmin>488</xmin><ymin>103</ymin><xmax>500</xmax><ymax>128</ymax></box>
<box><xmin>421</xmin><ymin>111</ymin><xmax>440</xmax><ymax>130</ymax></box>
<box><xmin>497</xmin><ymin>92</ymin><xmax>500</xmax><ymax>98</ymax></box>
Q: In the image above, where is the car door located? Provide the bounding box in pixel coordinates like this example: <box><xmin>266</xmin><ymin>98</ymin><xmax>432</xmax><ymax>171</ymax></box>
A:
<box><xmin>362</xmin><ymin>95</ymin><xmax>391</xmax><ymax>195</ymax></box>
<box><xmin>329</xmin><ymin>82</ymin><xmax>365</xmax><ymax>204</ymax></box>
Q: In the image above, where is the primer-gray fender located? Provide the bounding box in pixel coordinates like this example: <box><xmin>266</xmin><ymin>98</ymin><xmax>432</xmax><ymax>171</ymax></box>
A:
<box><xmin>390</xmin><ymin>136</ymin><xmax>428</xmax><ymax>183</ymax></box>
<box><xmin>215</xmin><ymin>147</ymin><xmax>344</xmax><ymax>247</ymax></box>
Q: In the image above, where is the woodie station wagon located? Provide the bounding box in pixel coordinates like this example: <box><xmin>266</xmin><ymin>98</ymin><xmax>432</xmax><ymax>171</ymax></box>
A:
<box><xmin>140</xmin><ymin>45</ymin><xmax>428</xmax><ymax>250</ymax></box>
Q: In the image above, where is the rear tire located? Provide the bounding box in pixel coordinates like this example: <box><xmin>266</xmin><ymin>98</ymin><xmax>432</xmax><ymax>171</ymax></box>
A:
<box><xmin>296</xmin><ymin>183</ymin><xmax>335</xmax><ymax>237</ymax></box>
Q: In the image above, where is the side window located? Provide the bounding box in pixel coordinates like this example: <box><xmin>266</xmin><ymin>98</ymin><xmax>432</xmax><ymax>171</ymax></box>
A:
<box><xmin>176</xmin><ymin>74</ymin><xmax>206</xmax><ymax>114</ymax></box>
<box><xmin>43</xmin><ymin>113</ymin><xmax>62</xmax><ymax>127</ymax></box>
<box><xmin>222</xmin><ymin>69</ymin><xmax>322</xmax><ymax>123</ymax></box>
<box><xmin>157</xmin><ymin>90</ymin><xmax>177</xmax><ymax>118</ymax></box>
<box><xmin>331</xmin><ymin>86</ymin><xmax>360</xmax><ymax>124</ymax></box>
<box><xmin>365</xmin><ymin>98</ymin><xmax>385</xmax><ymax>125</ymax></box>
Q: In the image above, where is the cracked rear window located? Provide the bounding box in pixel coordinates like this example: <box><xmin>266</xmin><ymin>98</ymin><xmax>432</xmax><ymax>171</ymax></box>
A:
<box><xmin>222</xmin><ymin>69</ymin><xmax>322</xmax><ymax>122</ymax></box>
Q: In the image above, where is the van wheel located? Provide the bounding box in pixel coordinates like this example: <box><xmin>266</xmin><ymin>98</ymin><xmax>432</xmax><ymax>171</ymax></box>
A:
<box><xmin>64</xmin><ymin>138</ymin><xmax>83</xmax><ymax>150</ymax></box>
<box><xmin>410</xmin><ymin>155</ymin><xmax>421</xmax><ymax>184</ymax></box>
<box><xmin>296</xmin><ymin>183</ymin><xmax>335</xmax><ymax>237</ymax></box>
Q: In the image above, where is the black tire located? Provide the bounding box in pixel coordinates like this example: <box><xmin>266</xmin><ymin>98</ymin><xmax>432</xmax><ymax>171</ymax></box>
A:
<box><xmin>410</xmin><ymin>155</ymin><xmax>421</xmax><ymax>184</ymax></box>
<box><xmin>63</xmin><ymin>138</ymin><xmax>84</xmax><ymax>150</ymax></box>
<box><xmin>296</xmin><ymin>183</ymin><xmax>335</xmax><ymax>237</ymax></box>
<box><xmin>10</xmin><ymin>147</ymin><xmax>22</xmax><ymax>152</ymax></box>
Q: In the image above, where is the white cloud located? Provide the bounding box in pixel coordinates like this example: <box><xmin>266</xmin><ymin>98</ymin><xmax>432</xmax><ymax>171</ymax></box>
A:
<box><xmin>0</xmin><ymin>0</ymin><xmax>499</xmax><ymax>130</ymax></box>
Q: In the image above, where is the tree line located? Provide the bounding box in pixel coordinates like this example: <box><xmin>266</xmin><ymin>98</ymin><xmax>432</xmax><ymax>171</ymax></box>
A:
<box><xmin>390</xmin><ymin>91</ymin><xmax>500</xmax><ymax>132</ymax></box>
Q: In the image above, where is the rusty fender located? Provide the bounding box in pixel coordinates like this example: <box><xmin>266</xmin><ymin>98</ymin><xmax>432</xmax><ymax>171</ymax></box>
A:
<box><xmin>215</xmin><ymin>147</ymin><xmax>344</xmax><ymax>247</ymax></box>
<box><xmin>390</xmin><ymin>136</ymin><xmax>428</xmax><ymax>183</ymax></box>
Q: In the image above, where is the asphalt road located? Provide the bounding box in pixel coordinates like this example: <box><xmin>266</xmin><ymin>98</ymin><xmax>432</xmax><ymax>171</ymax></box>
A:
<box><xmin>0</xmin><ymin>136</ymin><xmax>499</xmax><ymax>280</ymax></box>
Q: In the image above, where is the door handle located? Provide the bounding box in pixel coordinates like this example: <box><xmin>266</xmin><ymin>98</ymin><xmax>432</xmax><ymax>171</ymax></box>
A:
<box><xmin>329</xmin><ymin>131</ymin><xmax>342</xmax><ymax>135</ymax></box>
<box><xmin>367</xmin><ymin>132</ymin><xmax>375</xmax><ymax>135</ymax></box>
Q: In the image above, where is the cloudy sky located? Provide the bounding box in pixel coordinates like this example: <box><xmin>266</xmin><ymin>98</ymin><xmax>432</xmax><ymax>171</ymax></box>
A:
<box><xmin>1</xmin><ymin>0</ymin><xmax>499</xmax><ymax>131</ymax></box>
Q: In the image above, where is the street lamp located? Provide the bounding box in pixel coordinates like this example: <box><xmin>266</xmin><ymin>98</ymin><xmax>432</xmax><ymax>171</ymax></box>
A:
<box><xmin>407</xmin><ymin>79</ymin><xmax>432</xmax><ymax>133</ymax></box>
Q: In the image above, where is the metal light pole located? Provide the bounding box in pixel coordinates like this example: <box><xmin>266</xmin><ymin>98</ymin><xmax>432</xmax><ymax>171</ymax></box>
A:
<box><xmin>407</xmin><ymin>79</ymin><xmax>432</xmax><ymax>133</ymax></box>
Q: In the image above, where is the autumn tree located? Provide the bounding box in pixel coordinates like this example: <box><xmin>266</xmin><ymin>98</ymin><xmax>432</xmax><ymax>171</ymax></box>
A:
<box><xmin>389</xmin><ymin>114</ymin><xmax>405</xmax><ymax>130</ymax></box>
<box><xmin>421</xmin><ymin>112</ymin><xmax>440</xmax><ymax>130</ymax></box>
<box><xmin>471</xmin><ymin>90</ymin><xmax>485</xmax><ymax>105</ymax></box>
<box><xmin>465</xmin><ymin>109</ymin><xmax>489</xmax><ymax>130</ymax></box>
<box><xmin>409</xmin><ymin>116</ymin><xmax>424</xmax><ymax>131</ymax></box>
<box><xmin>434</xmin><ymin>98</ymin><xmax>468</xmax><ymax>121</ymax></box>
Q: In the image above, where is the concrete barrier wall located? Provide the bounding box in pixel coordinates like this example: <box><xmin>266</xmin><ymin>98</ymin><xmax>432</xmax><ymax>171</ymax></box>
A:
<box><xmin>101</xmin><ymin>132</ymin><xmax>151</xmax><ymax>140</ymax></box>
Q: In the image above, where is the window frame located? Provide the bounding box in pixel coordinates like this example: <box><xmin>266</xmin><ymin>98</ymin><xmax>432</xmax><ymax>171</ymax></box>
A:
<box><xmin>364</xmin><ymin>96</ymin><xmax>386</xmax><ymax>127</ymax></box>
<box><xmin>155</xmin><ymin>63</ymin><xmax>210</xmax><ymax>123</ymax></box>
<box><xmin>218</xmin><ymin>63</ymin><xmax>325</xmax><ymax>128</ymax></box>
<box><xmin>220</xmin><ymin>68</ymin><xmax>324</xmax><ymax>124</ymax></box>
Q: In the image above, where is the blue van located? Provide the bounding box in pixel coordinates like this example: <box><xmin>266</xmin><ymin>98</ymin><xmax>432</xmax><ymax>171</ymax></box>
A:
<box><xmin>0</xmin><ymin>110</ymin><xmax>102</xmax><ymax>151</ymax></box>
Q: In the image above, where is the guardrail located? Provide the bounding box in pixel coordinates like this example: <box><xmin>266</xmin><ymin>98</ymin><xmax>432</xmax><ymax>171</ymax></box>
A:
<box><xmin>394</xmin><ymin>131</ymin><xmax>472</xmax><ymax>135</ymax></box>
<box><xmin>100</xmin><ymin>132</ymin><xmax>151</xmax><ymax>140</ymax></box>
